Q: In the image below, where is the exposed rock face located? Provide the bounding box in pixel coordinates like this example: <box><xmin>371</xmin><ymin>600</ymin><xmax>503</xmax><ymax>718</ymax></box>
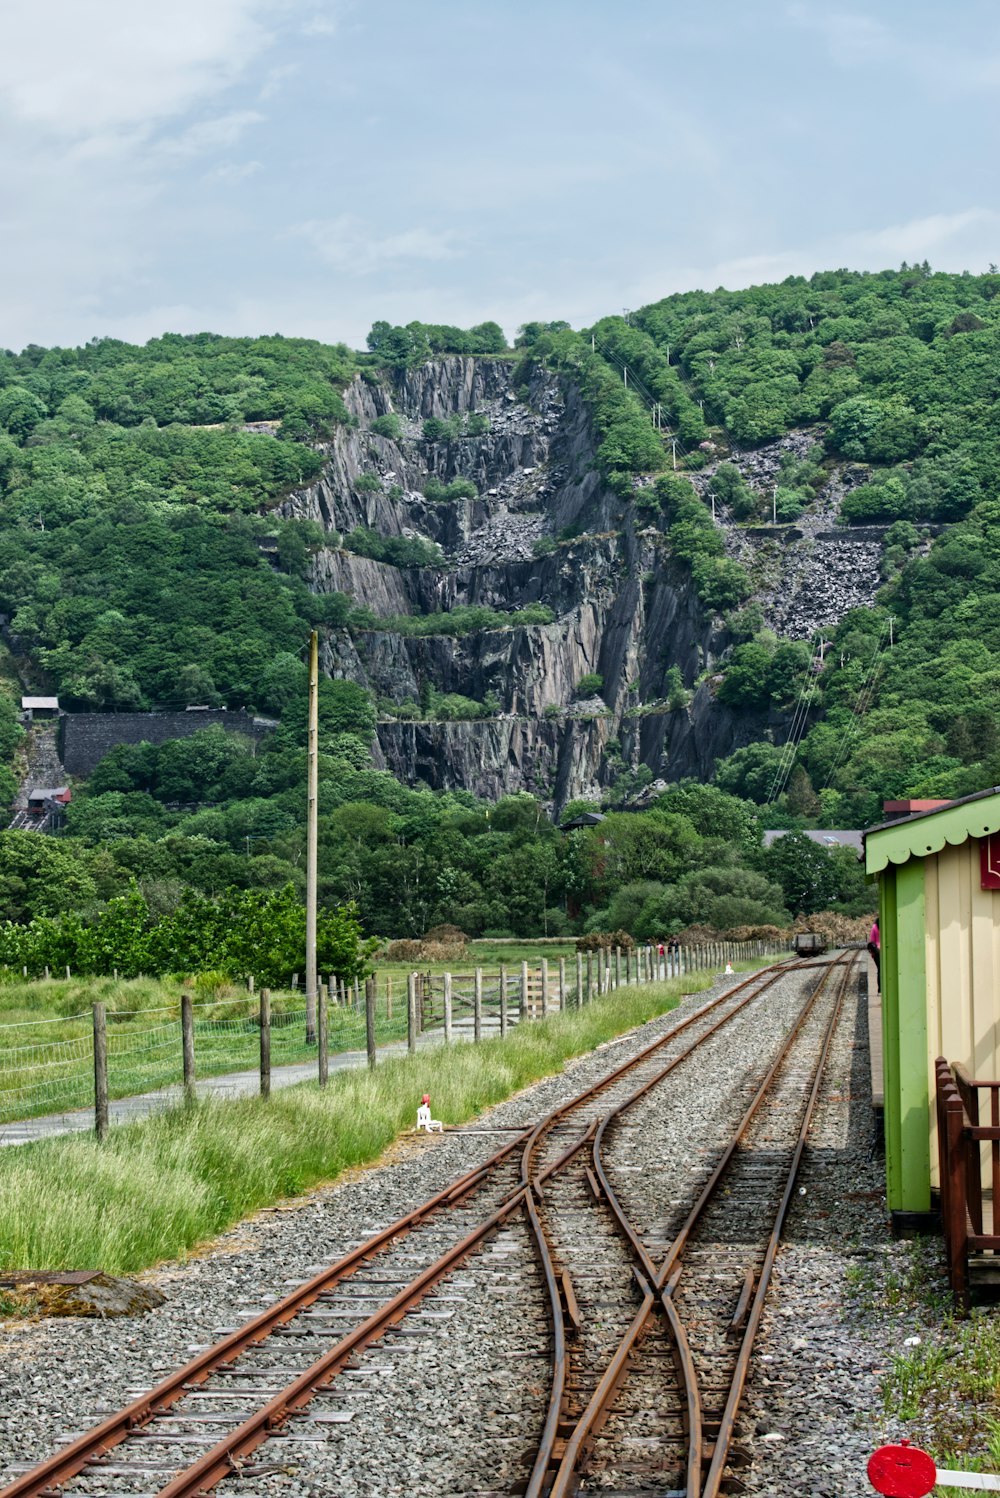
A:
<box><xmin>287</xmin><ymin>361</ymin><xmax>883</xmax><ymax>809</ymax></box>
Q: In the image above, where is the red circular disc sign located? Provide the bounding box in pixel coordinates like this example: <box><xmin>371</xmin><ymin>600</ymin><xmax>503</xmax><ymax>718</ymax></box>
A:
<box><xmin>868</xmin><ymin>1442</ymin><xmax>937</xmax><ymax>1498</ymax></box>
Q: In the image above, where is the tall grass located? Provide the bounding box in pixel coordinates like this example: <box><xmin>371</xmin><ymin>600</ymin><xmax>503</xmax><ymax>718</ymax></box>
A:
<box><xmin>0</xmin><ymin>973</ymin><xmax>721</xmax><ymax>1274</ymax></box>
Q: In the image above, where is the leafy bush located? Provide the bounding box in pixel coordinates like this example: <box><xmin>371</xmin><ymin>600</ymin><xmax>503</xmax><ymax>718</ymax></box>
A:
<box><xmin>344</xmin><ymin>526</ymin><xmax>441</xmax><ymax>568</ymax></box>
<box><xmin>575</xmin><ymin>673</ymin><xmax>604</xmax><ymax>697</ymax></box>
<box><xmin>422</xmin><ymin>476</ymin><xmax>478</xmax><ymax>502</ymax></box>
<box><xmin>576</xmin><ymin>929</ymin><xmax>635</xmax><ymax>951</ymax></box>
<box><xmin>355</xmin><ymin>603</ymin><xmax>554</xmax><ymax>638</ymax></box>
<box><xmin>709</xmin><ymin>462</ymin><xmax>756</xmax><ymax>518</ymax></box>
<box><xmin>354</xmin><ymin>473</ymin><xmax>382</xmax><ymax>493</ymax></box>
<box><xmin>422</xmin><ymin>416</ymin><xmax>462</xmax><ymax>442</ymax></box>
<box><xmin>370</xmin><ymin>413</ymin><xmax>402</xmax><ymax>439</ymax></box>
<box><xmin>367</xmin><ymin>319</ymin><xmax>506</xmax><ymax>367</ymax></box>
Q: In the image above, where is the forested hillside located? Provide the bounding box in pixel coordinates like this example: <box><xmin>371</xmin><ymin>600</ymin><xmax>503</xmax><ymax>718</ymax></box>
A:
<box><xmin>1</xmin><ymin>268</ymin><xmax>998</xmax><ymax>949</ymax></box>
<box><xmin>518</xmin><ymin>264</ymin><xmax>1000</xmax><ymax>824</ymax></box>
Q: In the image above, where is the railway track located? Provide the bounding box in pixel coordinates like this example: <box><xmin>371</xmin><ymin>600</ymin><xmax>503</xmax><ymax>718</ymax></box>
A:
<box><xmin>532</xmin><ymin>952</ymin><xmax>856</xmax><ymax>1498</ymax></box>
<box><xmin>2</xmin><ymin>956</ymin><xmax>838</xmax><ymax>1498</ymax></box>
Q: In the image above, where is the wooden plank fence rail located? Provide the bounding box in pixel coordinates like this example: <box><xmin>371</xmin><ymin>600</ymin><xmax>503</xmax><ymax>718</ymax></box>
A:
<box><xmin>935</xmin><ymin>1055</ymin><xmax>1000</xmax><ymax>1309</ymax></box>
<box><xmin>51</xmin><ymin>939</ymin><xmax>790</xmax><ymax>1140</ymax></box>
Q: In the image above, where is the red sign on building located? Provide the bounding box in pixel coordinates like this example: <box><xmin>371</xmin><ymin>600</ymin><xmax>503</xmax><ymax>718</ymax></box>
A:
<box><xmin>981</xmin><ymin>833</ymin><xmax>1000</xmax><ymax>889</ymax></box>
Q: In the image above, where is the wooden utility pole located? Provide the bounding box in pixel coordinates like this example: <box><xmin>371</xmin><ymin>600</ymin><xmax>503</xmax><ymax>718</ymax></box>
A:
<box><xmin>305</xmin><ymin>629</ymin><xmax>319</xmax><ymax>1045</ymax></box>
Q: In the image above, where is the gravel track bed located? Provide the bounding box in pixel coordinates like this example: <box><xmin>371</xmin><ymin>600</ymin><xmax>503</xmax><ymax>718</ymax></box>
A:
<box><xmin>0</xmin><ymin>968</ymin><xmax>778</xmax><ymax>1490</ymax></box>
<box><xmin>579</xmin><ymin>960</ymin><xmax>846</xmax><ymax>1493</ymax></box>
<box><xmin>603</xmin><ymin>962</ymin><xmax>824</xmax><ymax>1245</ymax></box>
<box><xmin>739</xmin><ymin>967</ymin><xmax>905</xmax><ymax>1497</ymax></box>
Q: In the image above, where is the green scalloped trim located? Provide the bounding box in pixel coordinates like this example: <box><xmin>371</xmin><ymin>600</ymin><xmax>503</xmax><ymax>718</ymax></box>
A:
<box><xmin>865</xmin><ymin>797</ymin><xmax>1000</xmax><ymax>873</ymax></box>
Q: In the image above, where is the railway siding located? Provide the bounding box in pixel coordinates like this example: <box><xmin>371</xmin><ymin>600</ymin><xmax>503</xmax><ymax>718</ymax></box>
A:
<box><xmin>0</xmin><ymin>958</ymin><xmax>893</xmax><ymax>1498</ymax></box>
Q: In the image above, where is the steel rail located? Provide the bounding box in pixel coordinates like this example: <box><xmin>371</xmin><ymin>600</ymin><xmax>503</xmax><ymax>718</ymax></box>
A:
<box><xmin>0</xmin><ymin>1130</ymin><xmax>532</xmax><ymax>1498</ymax></box>
<box><xmin>545</xmin><ymin>954</ymin><xmax>854</xmax><ymax>1498</ymax></box>
<box><xmin>700</xmin><ymin>954</ymin><xmax>855</xmax><ymax>1498</ymax></box>
<box><xmin>516</xmin><ymin>958</ymin><xmax>799</xmax><ymax>1194</ymax></box>
<box><xmin>152</xmin><ymin>1186</ymin><xmax>530</xmax><ymax>1497</ymax></box>
<box><xmin>178</xmin><ymin>960</ymin><xmax>797</xmax><ymax>1498</ymax></box>
<box><xmin>518</xmin><ymin>960</ymin><xmax>808</xmax><ymax>1498</ymax></box>
<box><xmin>2</xmin><ymin>956</ymin><xmax>794</xmax><ymax>1498</ymax></box>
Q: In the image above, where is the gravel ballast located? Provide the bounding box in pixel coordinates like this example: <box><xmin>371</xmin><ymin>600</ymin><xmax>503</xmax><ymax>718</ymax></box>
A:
<box><xmin>0</xmin><ymin>960</ymin><xmax>918</xmax><ymax>1497</ymax></box>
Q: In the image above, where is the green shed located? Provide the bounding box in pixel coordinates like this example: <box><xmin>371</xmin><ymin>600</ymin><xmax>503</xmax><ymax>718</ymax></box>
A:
<box><xmin>865</xmin><ymin>788</ymin><xmax>1000</xmax><ymax>1224</ymax></box>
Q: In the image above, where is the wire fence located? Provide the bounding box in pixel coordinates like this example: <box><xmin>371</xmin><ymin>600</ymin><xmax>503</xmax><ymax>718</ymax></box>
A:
<box><xmin>0</xmin><ymin>938</ymin><xmax>789</xmax><ymax>1144</ymax></box>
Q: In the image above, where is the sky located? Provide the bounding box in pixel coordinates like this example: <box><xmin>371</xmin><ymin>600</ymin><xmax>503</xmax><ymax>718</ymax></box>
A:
<box><xmin>2</xmin><ymin>0</ymin><xmax>999</xmax><ymax>353</ymax></box>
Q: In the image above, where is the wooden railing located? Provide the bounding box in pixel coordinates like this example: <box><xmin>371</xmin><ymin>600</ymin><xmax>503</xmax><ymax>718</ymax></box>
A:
<box><xmin>935</xmin><ymin>1056</ymin><xmax>1000</xmax><ymax>1308</ymax></box>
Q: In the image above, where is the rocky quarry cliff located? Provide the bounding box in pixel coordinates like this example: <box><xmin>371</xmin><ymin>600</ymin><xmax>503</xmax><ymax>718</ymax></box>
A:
<box><xmin>280</xmin><ymin>358</ymin><xmax>885</xmax><ymax>810</ymax></box>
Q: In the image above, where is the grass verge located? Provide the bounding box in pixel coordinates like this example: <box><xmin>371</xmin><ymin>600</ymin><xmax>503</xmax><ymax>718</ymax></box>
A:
<box><xmin>0</xmin><ymin>968</ymin><xmax>744</xmax><ymax>1275</ymax></box>
<box><xmin>860</xmin><ymin>1237</ymin><xmax>1000</xmax><ymax>1485</ymax></box>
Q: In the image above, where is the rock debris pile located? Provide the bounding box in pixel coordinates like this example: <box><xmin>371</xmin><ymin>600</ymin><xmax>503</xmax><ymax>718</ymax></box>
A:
<box><xmin>695</xmin><ymin>429</ymin><xmax>885</xmax><ymax>639</ymax></box>
<box><xmin>761</xmin><ymin>537</ymin><xmax>884</xmax><ymax>639</ymax></box>
<box><xmin>450</xmin><ymin>509</ymin><xmax>544</xmax><ymax>566</ymax></box>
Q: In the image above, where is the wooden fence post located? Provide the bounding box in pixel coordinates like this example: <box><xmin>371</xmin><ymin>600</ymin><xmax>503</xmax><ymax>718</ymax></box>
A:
<box><xmin>474</xmin><ymin>968</ymin><xmax>482</xmax><ymax>1042</ymax></box>
<box><xmin>558</xmin><ymin>957</ymin><xmax>566</xmax><ymax>1011</ymax></box>
<box><xmin>93</xmin><ymin>1002</ymin><xmax>109</xmax><ymax>1142</ymax></box>
<box><xmin>248</xmin><ymin>975</ymin><xmax>254</xmax><ymax>995</ymax></box>
<box><xmin>259</xmin><ymin>989</ymin><xmax>271</xmax><ymax>1100</ymax></box>
<box><xmin>365</xmin><ymin>977</ymin><xmax>377</xmax><ymax>1069</ymax></box>
<box><xmin>943</xmin><ymin>1079</ymin><xmax>970</xmax><ymax>1308</ymax></box>
<box><xmin>520</xmin><ymin>961</ymin><xmax>529</xmax><ymax>1021</ymax></box>
<box><xmin>586</xmin><ymin>952</ymin><xmax>594</xmax><ymax>1003</ymax></box>
<box><xmin>444</xmin><ymin>972</ymin><xmax>453</xmax><ymax>1042</ymax></box>
<box><xmin>500</xmin><ymin>965</ymin><xmax>509</xmax><ymax>1037</ymax></box>
<box><xmin>407</xmin><ymin>972</ymin><xmax>417</xmax><ymax>1054</ymax></box>
<box><xmin>614</xmin><ymin>946</ymin><xmax>621</xmax><ymax>990</ymax></box>
<box><xmin>181</xmin><ymin>992</ymin><xmax>195</xmax><ymax>1103</ymax></box>
<box><xmin>576</xmin><ymin>951</ymin><xmax>583</xmax><ymax>1007</ymax></box>
<box><xmin>318</xmin><ymin>985</ymin><xmax>328</xmax><ymax>1088</ymax></box>
<box><xmin>541</xmin><ymin>958</ymin><xmax>549</xmax><ymax>1017</ymax></box>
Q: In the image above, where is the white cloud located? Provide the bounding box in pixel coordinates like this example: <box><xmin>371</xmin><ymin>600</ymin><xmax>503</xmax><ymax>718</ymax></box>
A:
<box><xmin>0</xmin><ymin>1</ymin><xmax>279</xmax><ymax>138</ymax></box>
<box><xmin>787</xmin><ymin>3</ymin><xmax>1000</xmax><ymax>90</ymax></box>
<box><xmin>289</xmin><ymin>216</ymin><xmax>467</xmax><ymax>274</ymax></box>
<box><xmin>301</xmin><ymin>12</ymin><xmax>338</xmax><ymax>36</ymax></box>
<box><xmin>202</xmin><ymin>159</ymin><xmax>264</xmax><ymax>185</ymax></box>
<box><xmin>159</xmin><ymin>110</ymin><xmax>265</xmax><ymax>160</ymax></box>
<box><xmin>851</xmin><ymin>209</ymin><xmax>1000</xmax><ymax>260</ymax></box>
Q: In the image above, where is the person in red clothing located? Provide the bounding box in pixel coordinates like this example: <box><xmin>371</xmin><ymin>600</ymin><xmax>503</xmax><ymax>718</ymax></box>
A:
<box><xmin>867</xmin><ymin>918</ymin><xmax>880</xmax><ymax>994</ymax></box>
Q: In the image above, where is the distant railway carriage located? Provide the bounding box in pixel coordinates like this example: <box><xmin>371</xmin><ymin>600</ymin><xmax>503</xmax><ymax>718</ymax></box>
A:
<box><xmin>793</xmin><ymin>931</ymin><xmax>827</xmax><ymax>957</ymax></box>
